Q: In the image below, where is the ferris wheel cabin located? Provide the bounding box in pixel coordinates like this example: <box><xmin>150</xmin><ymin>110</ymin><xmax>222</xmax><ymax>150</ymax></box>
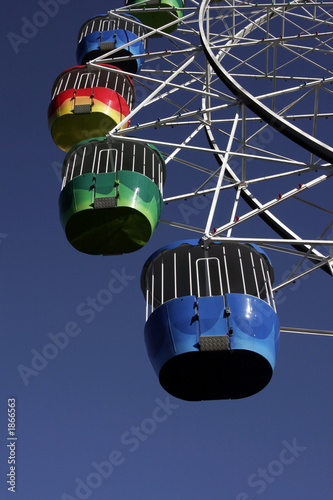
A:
<box><xmin>141</xmin><ymin>240</ymin><xmax>280</xmax><ymax>401</ymax></box>
<box><xmin>59</xmin><ymin>136</ymin><xmax>166</xmax><ymax>255</ymax></box>
<box><xmin>77</xmin><ymin>13</ymin><xmax>147</xmax><ymax>73</ymax></box>
<box><xmin>48</xmin><ymin>64</ymin><xmax>135</xmax><ymax>152</ymax></box>
<box><xmin>125</xmin><ymin>0</ymin><xmax>185</xmax><ymax>34</ymax></box>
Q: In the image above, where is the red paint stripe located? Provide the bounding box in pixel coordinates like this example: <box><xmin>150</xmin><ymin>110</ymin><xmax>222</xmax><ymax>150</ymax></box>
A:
<box><xmin>48</xmin><ymin>87</ymin><xmax>130</xmax><ymax>119</ymax></box>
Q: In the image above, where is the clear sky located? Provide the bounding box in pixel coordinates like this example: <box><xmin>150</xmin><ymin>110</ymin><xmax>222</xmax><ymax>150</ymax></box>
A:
<box><xmin>1</xmin><ymin>1</ymin><xmax>333</xmax><ymax>499</ymax></box>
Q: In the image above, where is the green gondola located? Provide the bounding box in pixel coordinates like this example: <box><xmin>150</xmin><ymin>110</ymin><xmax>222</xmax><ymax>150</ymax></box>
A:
<box><xmin>125</xmin><ymin>0</ymin><xmax>185</xmax><ymax>34</ymax></box>
<box><xmin>59</xmin><ymin>136</ymin><xmax>166</xmax><ymax>255</ymax></box>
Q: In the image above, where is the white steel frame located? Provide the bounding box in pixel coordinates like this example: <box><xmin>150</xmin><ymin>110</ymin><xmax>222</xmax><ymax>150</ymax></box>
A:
<box><xmin>87</xmin><ymin>0</ymin><xmax>333</xmax><ymax>337</ymax></box>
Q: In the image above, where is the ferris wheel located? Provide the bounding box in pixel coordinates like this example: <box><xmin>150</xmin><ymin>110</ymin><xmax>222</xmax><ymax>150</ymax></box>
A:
<box><xmin>48</xmin><ymin>0</ymin><xmax>333</xmax><ymax>400</ymax></box>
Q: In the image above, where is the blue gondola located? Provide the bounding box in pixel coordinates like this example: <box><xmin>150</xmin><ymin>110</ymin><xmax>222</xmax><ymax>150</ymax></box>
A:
<box><xmin>77</xmin><ymin>12</ymin><xmax>146</xmax><ymax>73</ymax></box>
<box><xmin>141</xmin><ymin>239</ymin><xmax>280</xmax><ymax>401</ymax></box>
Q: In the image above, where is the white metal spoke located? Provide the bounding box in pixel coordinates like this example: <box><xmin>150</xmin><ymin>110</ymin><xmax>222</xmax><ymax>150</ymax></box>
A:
<box><xmin>205</xmin><ymin>108</ymin><xmax>240</xmax><ymax>234</ymax></box>
<box><xmin>211</xmin><ymin>171</ymin><xmax>333</xmax><ymax>236</ymax></box>
<box><xmin>208</xmin><ymin>236</ymin><xmax>333</xmax><ymax>246</ymax></box>
<box><xmin>280</xmin><ymin>327</ymin><xmax>333</xmax><ymax>336</ymax></box>
<box><xmin>285</xmin><ymin>219</ymin><xmax>333</xmax><ymax>280</ymax></box>
<box><xmin>101</xmin><ymin>0</ymin><xmax>333</xmax><ymax>288</ymax></box>
<box><xmin>109</xmin><ymin>54</ymin><xmax>196</xmax><ymax>133</ymax></box>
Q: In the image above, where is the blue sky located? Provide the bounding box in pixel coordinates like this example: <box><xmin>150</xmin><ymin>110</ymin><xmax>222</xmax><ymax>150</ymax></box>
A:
<box><xmin>1</xmin><ymin>1</ymin><xmax>333</xmax><ymax>499</ymax></box>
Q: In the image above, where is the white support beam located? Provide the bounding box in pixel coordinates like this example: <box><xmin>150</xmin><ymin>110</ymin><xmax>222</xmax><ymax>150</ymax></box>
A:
<box><xmin>204</xmin><ymin>108</ymin><xmax>240</xmax><ymax>234</ymax></box>
<box><xmin>106</xmin><ymin>54</ymin><xmax>196</xmax><ymax>135</ymax></box>
<box><xmin>281</xmin><ymin>327</ymin><xmax>333</xmax><ymax>337</ymax></box>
